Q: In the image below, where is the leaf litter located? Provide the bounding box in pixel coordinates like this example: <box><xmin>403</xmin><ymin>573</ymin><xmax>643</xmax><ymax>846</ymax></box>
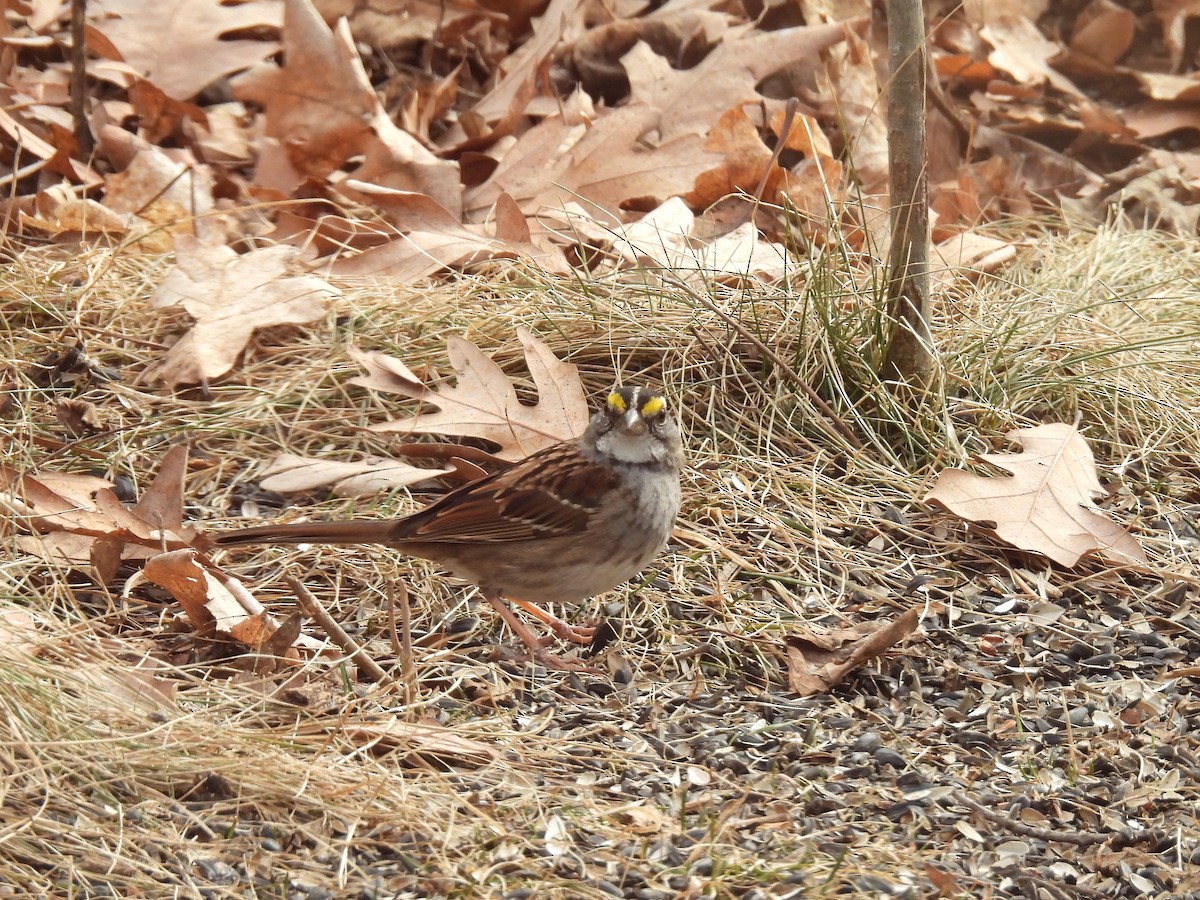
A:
<box><xmin>5</xmin><ymin>230</ymin><xmax>1200</xmax><ymax>895</ymax></box>
<box><xmin>5</xmin><ymin>0</ymin><xmax>1200</xmax><ymax>890</ymax></box>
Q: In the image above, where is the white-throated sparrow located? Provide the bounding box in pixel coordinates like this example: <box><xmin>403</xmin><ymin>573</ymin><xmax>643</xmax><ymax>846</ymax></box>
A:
<box><xmin>213</xmin><ymin>385</ymin><xmax>684</xmax><ymax>670</ymax></box>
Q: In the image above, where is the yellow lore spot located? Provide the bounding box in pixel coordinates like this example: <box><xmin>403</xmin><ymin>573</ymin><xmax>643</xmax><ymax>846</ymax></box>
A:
<box><xmin>607</xmin><ymin>392</ymin><xmax>627</xmax><ymax>413</ymax></box>
<box><xmin>640</xmin><ymin>395</ymin><xmax>665</xmax><ymax>417</ymax></box>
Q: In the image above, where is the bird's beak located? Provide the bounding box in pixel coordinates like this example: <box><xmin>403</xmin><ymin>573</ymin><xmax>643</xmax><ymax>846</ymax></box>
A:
<box><xmin>622</xmin><ymin>408</ymin><xmax>647</xmax><ymax>435</ymax></box>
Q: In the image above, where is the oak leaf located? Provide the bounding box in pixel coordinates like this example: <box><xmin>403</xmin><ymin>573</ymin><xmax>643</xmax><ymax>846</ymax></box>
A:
<box><xmin>350</xmin><ymin>328</ymin><xmax>588</xmax><ymax>461</ymax></box>
<box><xmin>256</xmin><ymin>453</ymin><xmax>455</xmax><ymax>499</ymax></box>
<box><xmin>624</xmin><ymin>20</ymin><xmax>858</xmax><ymax>143</ymax></box>
<box><xmin>925</xmin><ymin>423</ymin><xmax>1146</xmax><ymax>567</ymax></box>
<box><xmin>325</xmin><ymin>188</ymin><xmax>527</xmax><ymax>279</ymax></box>
<box><xmin>465</xmin><ymin>104</ymin><xmax>720</xmax><ymax>227</ymax></box>
<box><xmin>1</xmin><ymin>448</ymin><xmax>329</xmax><ymax>656</ymax></box>
<box><xmin>230</xmin><ymin>0</ymin><xmax>377</xmax><ymax>180</ymax></box>
<box><xmin>231</xmin><ymin>0</ymin><xmax>460</xmax><ymax>210</ymax></box>
<box><xmin>89</xmin><ymin>0</ymin><xmax>281</xmax><ymax>100</ymax></box>
<box><xmin>141</xmin><ymin>549</ymin><xmax>321</xmax><ymax>654</ymax></box>
<box><xmin>611</xmin><ymin>197</ymin><xmax>789</xmax><ymax>283</ymax></box>
<box><xmin>142</xmin><ymin>236</ymin><xmax>338</xmax><ymax>388</ymax></box>
<box><xmin>0</xmin><ymin>444</ymin><xmax>195</xmax><ymax>572</ymax></box>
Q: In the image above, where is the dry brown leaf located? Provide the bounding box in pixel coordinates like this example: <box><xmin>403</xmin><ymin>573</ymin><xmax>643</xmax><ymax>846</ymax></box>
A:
<box><xmin>1128</xmin><ymin>70</ymin><xmax>1200</xmax><ymax>104</ymax></box>
<box><xmin>785</xmin><ymin>608</ymin><xmax>921</xmax><ymax>695</ymax></box>
<box><xmin>142</xmin><ymin>236</ymin><xmax>338</xmax><ymax>388</ymax></box>
<box><xmin>1153</xmin><ymin>0</ymin><xmax>1200</xmax><ymax>72</ymax></box>
<box><xmin>132</xmin><ymin>440</ymin><xmax>189</xmax><ymax>535</ymax></box>
<box><xmin>5</xmin><ymin>466</ymin><xmax>156</xmax><ymax>544</ymax></box>
<box><xmin>931</xmin><ymin>231</ymin><xmax>1019</xmax><ymax>288</ymax></box>
<box><xmin>89</xmin><ymin>0</ymin><xmax>281</xmax><ymax>100</ymax></box>
<box><xmin>13</xmin><ymin>0</ymin><xmax>1200</xmax><ymax>338</ymax></box>
<box><xmin>21</xmin><ymin>188</ymin><xmax>127</xmax><ymax>238</ymax></box>
<box><xmin>101</xmin><ymin>148</ymin><xmax>215</xmax><ymax>248</ymax></box>
<box><xmin>1</xmin><ymin>445</ymin><xmax>195</xmax><ymax>573</ymax></box>
<box><xmin>257</xmin><ymin>453</ymin><xmax>455</xmax><ymax>498</ymax></box>
<box><xmin>610</xmin><ymin>197</ymin><xmax>789</xmax><ymax>283</ymax></box>
<box><xmin>925</xmin><ymin>423</ymin><xmax>1147</xmax><ymax>567</ymax></box>
<box><xmin>128</xmin><ymin>80</ymin><xmax>208</xmax><ymax>144</ymax></box>
<box><xmin>466</xmin><ymin>103</ymin><xmax>719</xmax><ymax>228</ymax></box>
<box><xmin>0</xmin><ymin>610</ymin><xmax>178</xmax><ymax>710</ymax></box>
<box><xmin>820</xmin><ymin>26</ymin><xmax>889</xmax><ymax>198</ymax></box>
<box><xmin>141</xmin><ymin>548</ymin><xmax>318</xmax><ymax>653</ymax></box>
<box><xmin>0</xmin><ymin>455</ymin><xmax>331</xmax><ymax>660</ymax></box>
<box><xmin>182</xmin><ymin>102</ymin><xmax>254</xmax><ymax>167</ymax></box>
<box><xmin>1068</xmin><ymin>150</ymin><xmax>1200</xmax><ymax>235</ymax></box>
<box><xmin>230</xmin><ymin>0</ymin><xmax>375</xmax><ymax>180</ymax></box>
<box><xmin>75</xmin><ymin>661</ymin><xmax>179</xmax><ymax>713</ymax></box>
<box><xmin>351</xmin><ymin>328</ymin><xmax>588</xmax><ymax>461</ymax></box>
<box><xmin>624</xmin><ymin>19</ymin><xmax>858</xmax><ymax>144</ymax></box>
<box><xmin>349</xmin><ymin>115</ymin><xmax>463</xmax><ymax>218</ymax></box>
<box><xmin>467</xmin><ymin>0</ymin><xmax>586</xmax><ymax>138</ymax></box>
<box><xmin>0</xmin><ymin>609</ymin><xmax>43</xmax><ymax>660</ymax></box>
<box><xmin>686</xmin><ymin>105</ymin><xmax>784</xmax><ymax>209</ymax></box>
<box><xmin>0</xmin><ymin>103</ymin><xmax>99</xmax><ymax>186</ymax></box>
<box><xmin>231</xmin><ymin>0</ymin><xmax>460</xmax><ymax>210</ymax></box>
<box><xmin>1069</xmin><ymin>2</ymin><xmax>1134</xmax><ymax>66</ymax></box>
<box><xmin>1124</xmin><ymin>100</ymin><xmax>1200</xmax><ymax>140</ymax></box>
<box><xmin>325</xmin><ymin>187</ymin><xmax>530</xmax><ymax>278</ymax></box>
<box><xmin>980</xmin><ymin>14</ymin><xmax>1085</xmax><ymax>98</ymax></box>
<box><xmin>934</xmin><ymin>52</ymin><xmax>999</xmax><ymax>87</ymax></box>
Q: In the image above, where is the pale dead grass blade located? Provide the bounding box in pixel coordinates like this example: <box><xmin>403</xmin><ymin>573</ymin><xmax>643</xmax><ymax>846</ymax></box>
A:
<box><xmin>3</xmin><ymin>223</ymin><xmax>1200</xmax><ymax>896</ymax></box>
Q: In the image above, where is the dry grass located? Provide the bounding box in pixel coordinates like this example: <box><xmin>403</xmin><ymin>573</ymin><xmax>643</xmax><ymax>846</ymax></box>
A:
<box><xmin>3</xmin><ymin>224</ymin><xmax>1200</xmax><ymax>898</ymax></box>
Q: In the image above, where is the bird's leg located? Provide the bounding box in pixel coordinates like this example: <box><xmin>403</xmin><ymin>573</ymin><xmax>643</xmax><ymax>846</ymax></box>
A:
<box><xmin>508</xmin><ymin>598</ymin><xmax>597</xmax><ymax>645</ymax></box>
<box><xmin>484</xmin><ymin>595</ymin><xmax>598</xmax><ymax>672</ymax></box>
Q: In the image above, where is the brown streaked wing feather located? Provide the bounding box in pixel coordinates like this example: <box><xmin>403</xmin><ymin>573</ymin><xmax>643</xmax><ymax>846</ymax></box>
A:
<box><xmin>389</xmin><ymin>443</ymin><xmax>619</xmax><ymax>544</ymax></box>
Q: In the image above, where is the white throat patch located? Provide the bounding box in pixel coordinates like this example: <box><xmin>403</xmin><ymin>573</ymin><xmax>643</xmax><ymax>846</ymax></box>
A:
<box><xmin>596</xmin><ymin>428</ymin><xmax>660</xmax><ymax>464</ymax></box>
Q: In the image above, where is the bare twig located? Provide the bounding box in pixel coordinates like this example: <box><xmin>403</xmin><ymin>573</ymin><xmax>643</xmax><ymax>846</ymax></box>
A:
<box><xmin>287</xmin><ymin>576</ymin><xmax>396</xmax><ymax>689</ymax></box>
<box><xmin>957</xmin><ymin>795</ymin><xmax>1129</xmax><ymax>848</ymax></box>
<box><xmin>69</xmin><ymin>0</ymin><xmax>93</xmax><ymax>157</ymax></box>
<box><xmin>387</xmin><ymin>580</ymin><xmax>417</xmax><ymax>710</ymax></box>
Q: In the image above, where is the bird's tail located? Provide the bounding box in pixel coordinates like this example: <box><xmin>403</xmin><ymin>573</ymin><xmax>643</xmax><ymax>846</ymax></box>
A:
<box><xmin>212</xmin><ymin>519</ymin><xmax>397</xmax><ymax>547</ymax></box>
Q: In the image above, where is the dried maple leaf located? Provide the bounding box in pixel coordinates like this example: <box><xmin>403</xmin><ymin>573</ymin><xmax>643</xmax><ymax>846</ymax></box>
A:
<box><xmin>350</xmin><ymin>328</ymin><xmax>588</xmax><ymax>461</ymax></box>
<box><xmin>925</xmin><ymin>423</ymin><xmax>1146</xmax><ymax>567</ymax></box>
<box><xmin>142</xmin><ymin>236</ymin><xmax>339</xmax><ymax>388</ymax></box>
<box><xmin>785</xmin><ymin>608</ymin><xmax>921</xmax><ymax>696</ymax></box>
